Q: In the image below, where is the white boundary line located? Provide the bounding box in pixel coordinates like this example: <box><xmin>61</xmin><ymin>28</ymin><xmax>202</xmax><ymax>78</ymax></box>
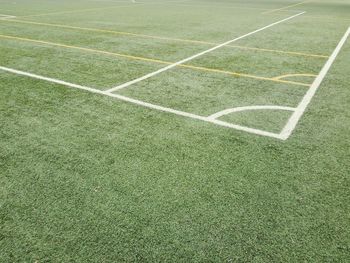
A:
<box><xmin>106</xmin><ymin>12</ymin><xmax>305</xmax><ymax>92</ymax></box>
<box><xmin>2</xmin><ymin>14</ymin><xmax>346</xmax><ymax>140</ymax></box>
<box><xmin>280</xmin><ymin>27</ymin><xmax>350</xmax><ymax>140</ymax></box>
<box><xmin>0</xmin><ymin>66</ymin><xmax>100</xmax><ymax>93</ymax></box>
<box><xmin>0</xmin><ymin>66</ymin><xmax>283</xmax><ymax>139</ymax></box>
<box><xmin>3</xmin><ymin>22</ymin><xmax>347</xmax><ymax>141</ymax></box>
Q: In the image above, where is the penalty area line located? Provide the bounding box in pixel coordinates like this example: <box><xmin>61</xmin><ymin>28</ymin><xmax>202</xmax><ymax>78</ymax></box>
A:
<box><xmin>0</xmin><ymin>66</ymin><xmax>283</xmax><ymax>140</ymax></box>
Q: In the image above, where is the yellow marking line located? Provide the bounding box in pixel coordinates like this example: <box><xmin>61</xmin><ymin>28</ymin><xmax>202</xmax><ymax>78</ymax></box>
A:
<box><xmin>273</xmin><ymin>73</ymin><xmax>317</xmax><ymax>80</ymax></box>
<box><xmin>0</xmin><ymin>34</ymin><xmax>310</xmax><ymax>87</ymax></box>
<box><xmin>262</xmin><ymin>0</ymin><xmax>312</xmax><ymax>14</ymax></box>
<box><xmin>180</xmin><ymin>65</ymin><xmax>311</xmax><ymax>87</ymax></box>
<box><xmin>0</xmin><ymin>34</ymin><xmax>169</xmax><ymax>65</ymax></box>
<box><xmin>0</xmin><ymin>19</ymin><xmax>328</xmax><ymax>59</ymax></box>
<box><xmin>228</xmin><ymin>45</ymin><xmax>327</xmax><ymax>58</ymax></box>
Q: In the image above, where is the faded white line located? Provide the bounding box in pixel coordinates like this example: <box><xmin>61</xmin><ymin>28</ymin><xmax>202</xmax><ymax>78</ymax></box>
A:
<box><xmin>0</xmin><ymin>14</ymin><xmax>16</xmax><ymax>19</ymax></box>
<box><xmin>280</xmin><ymin>27</ymin><xmax>350</xmax><ymax>140</ymax></box>
<box><xmin>106</xmin><ymin>11</ymin><xmax>305</xmax><ymax>92</ymax></box>
<box><xmin>160</xmin><ymin>2</ymin><xmax>300</xmax><ymax>12</ymax></box>
<box><xmin>17</xmin><ymin>3</ymin><xmax>147</xmax><ymax>18</ymax></box>
<box><xmin>0</xmin><ymin>66</ymin><xmax>283</xmax><ymax>140</ymax></box>
<box><xmin>262</xmin><ymin>0</ymin><xmax>312</xmax><ymax>14</ymax></box>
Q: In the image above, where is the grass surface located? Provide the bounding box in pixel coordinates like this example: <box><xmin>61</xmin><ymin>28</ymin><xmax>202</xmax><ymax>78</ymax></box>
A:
<box><xmin>0</xmin><ymin>0</ymin><xmax>350</xmax><ymax>262</ymax></box>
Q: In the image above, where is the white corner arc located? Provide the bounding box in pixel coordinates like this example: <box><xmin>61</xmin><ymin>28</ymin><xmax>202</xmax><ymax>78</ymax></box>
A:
<box><xmin>208</xmin><ymin>105</ymin><xmax>296</xmax><ymax>120</ymax></box>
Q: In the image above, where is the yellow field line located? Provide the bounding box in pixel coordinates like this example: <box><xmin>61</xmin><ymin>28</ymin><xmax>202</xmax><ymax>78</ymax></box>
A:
<box><xmin>180</xmin><ymin>65</ymin><xmax>311</xmax><ymax>87</ymax></box>
<box><xmin>0</xmin><ymin>34</ymin><xmax>310</xmax><ymax>87</ymax></box>
<box><xmin>0</xmin><ymin>19</ymin><xmax>328</xmax><ymax>59</ymax></box>
<box><xmin>262</xmin><ymin>0</ymin><xmax>312</xmax><ymax>14</ymax></box>
<box><xmin>6</xmin><ymin>19</ymin><xmax>211</xmax><ymax>44</ymax></box>
<box><xmin>273</xmin><ymin>73</ymin><xmax>317</xmax><ymax>80</ymax></box>
<box><xmin>228</xmin><ymin>45</ymin><xmax>327</xmax><ymax>58</ymax></box>
<box><xmin>0</xmin><ymin>34</ymin><xmax>170</xmax><ymax>65</ymax></box>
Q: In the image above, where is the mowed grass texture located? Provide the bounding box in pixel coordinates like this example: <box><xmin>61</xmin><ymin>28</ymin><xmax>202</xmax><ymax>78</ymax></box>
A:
<box><xmin>1</xmin><ymin>0</ymin><xmax>350</xmax><ymax>262</ymax></box>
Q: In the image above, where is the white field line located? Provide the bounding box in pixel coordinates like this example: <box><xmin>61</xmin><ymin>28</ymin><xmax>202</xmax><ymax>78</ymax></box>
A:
<box><xmin>139</xmin><ymin>0</ymin><xmax>191</xmax><ymax>3</ymax></box>
<box><xmin>0</xmin><ymin>66</ymin><xmax>284</xmax><ymax>140</ymax></box>
<box><xmin>16</xmin><ymin>1</ymin><xmax>187</xmax><ymax>18</ymax></box>
<box><xmin>88</xmin><ymin>1</ymin><xmax>131</xmax><ymax>2</ymax></box>
<box><xmin>106</xmin><ymin>12</ymin><xmax>305</xmax><ymax>92</ymax></box>
<box><xmin>0</xmin><ymin>14</ymin><xmax>16</xmax><ymax>19</ymax></box>
<box><xmin>160</xmin><ymin>2</ymin><xmax>301</xmax><ymax>13</ymax></box>
<box><xmin>17</xmin><ymin>3</ymin><xmax>147</xmax><ymax>18</ymax></box>
<box><xmin>0</xmin><ymin>66</ymin><xmax>101</xmax><ymax>93</ymax></box>
<box><xmin>93</xmin><ymin>0</ymin><xmax>189</xmax><ymax>2</ymax></box>
<box><xmin>88</xmin><ymin>0</ymin><xmax>131</xmax><ymax>2</ymax></box>
<box><xmin>262</xmin><ymin>0</ymin><xmax>312</xmax><ymax>14</ymax></box>
<box><xmin>208</xmin><ymin>106</ymin><xmax>296</xmax><ymax>120</ymax></box>
<box><xmin>280</xmin><ymin>27</ymin><xmax>350</xmax><ymax>140</ymax></box>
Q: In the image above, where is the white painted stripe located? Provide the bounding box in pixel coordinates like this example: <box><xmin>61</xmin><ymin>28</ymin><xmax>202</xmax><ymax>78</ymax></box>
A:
<box><xmin>209</xmin><ymin>119</ymin><xmax>283</xmax><ymax>139</ymax></box>
<box><xmin>280</xmin><ymin>27</ymin><xmax>350</xmax><ymax>140</ymax></box>
<box><xmin>0</xmin><ymin>14</ymin><xmax>16</xmax><ymax>19</ymax></box>
<box><xmin>262</xmin><ymin>0</ymin><xmax>311</xmax><ymax>14</ymax></box>
<box><xmin>159</xmin><ymin>2</ymin><xmax>300</xmax><ymax>12</ymax></box>
<box><xmin>88</xmin><ymin>0</ymin><xmax>130</xmax><ymax>2</ymax></box>
<box><xmin>0</xmin><ymin>66</ymin><xmax>102</xmax><ymax>94</ymax></box>
<box><xmin>106</xmin><ymin>12</ymin><xmax>305</xmax><ymax>92</ymax></box>
<box><xmin>0</xmin><ymin>66</ymin><xmax>283</xmax><ymax>140</ymax></box>
<box><xmin>208</xmin><ymin>105</ymin><xmax>296</xmax><ymax>120</ymax></box>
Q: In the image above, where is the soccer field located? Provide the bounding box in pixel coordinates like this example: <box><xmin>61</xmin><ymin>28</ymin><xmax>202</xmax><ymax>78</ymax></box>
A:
<box><xmin>1</xmin><ymin>0</ymin><xmax>349</xmax><ymax>261</ymax></box>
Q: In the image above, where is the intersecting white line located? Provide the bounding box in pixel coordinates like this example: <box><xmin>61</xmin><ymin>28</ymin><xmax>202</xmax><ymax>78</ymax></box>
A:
<box><xmin>3</xmin><ymin>26</ymin><xmax>347</xmax><ymax>141</ymax></box>
<box><xmin>280</xmin><ymin>27</ymin><xmax>350</xmax><ymax>140</ymax></box>
<box><xmin>0</xmin><ymin>66</ymin><xmax>284</xmax><ymax>139</ymax></box>
<box><xmin>2</xmin><ymin>13</ymin><xmax>346</xmax><ymax>140</ymax></box>
<box><xmin>106</xmin><ymin>11</ymin><xmax>305</xmax><ymax>93</ymax></box>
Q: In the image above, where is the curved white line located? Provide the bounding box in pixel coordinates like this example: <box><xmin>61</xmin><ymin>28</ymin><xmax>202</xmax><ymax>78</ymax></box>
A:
<box><xmin>0</xmin><ymin>66</ymin><xmax>285</xmax><ymax>140</ymax></box>
<box><xmin>280</xmin><ymin>27</ymin><xmax>350</xmax><ymax>140</ymax></box>
<box><xmin>207</xmin><ymin>105</ymin><xmax>296</xmax><ymax>120</ymax></box>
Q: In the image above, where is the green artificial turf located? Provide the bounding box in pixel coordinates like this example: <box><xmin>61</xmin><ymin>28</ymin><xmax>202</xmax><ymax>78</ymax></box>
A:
<box><xmin>0</xmin><ymin>0</ymin><xmax>349</xmax><ymax>262</ymax></box>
